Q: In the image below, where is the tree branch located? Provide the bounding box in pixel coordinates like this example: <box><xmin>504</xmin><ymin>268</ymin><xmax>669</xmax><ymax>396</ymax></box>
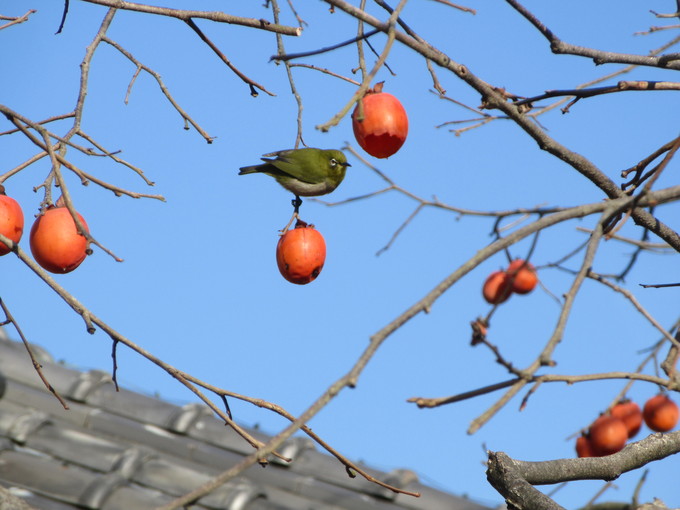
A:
<box><xmin>488</xmin><ymin>431</ymin><xmax>680</xmax><ymax>510</ymax></box>
<box><xmin>0</xmin><ymin>9</ymin><xmax>36</xmax><ymax>30</ymax></box>
<box><xmin>79</xmin><ymin>0</ymin><xmax>302</xmax><ymax>36</ymax></box>
<box><xmin>324</xmin><ymin>0</ymin><xmax>680</xmax><ymax>251</ymax></box>
<box><xmin>504</xmin><ymin>0</ymin><xmax>680</xmax><ymax>70</ymax></box>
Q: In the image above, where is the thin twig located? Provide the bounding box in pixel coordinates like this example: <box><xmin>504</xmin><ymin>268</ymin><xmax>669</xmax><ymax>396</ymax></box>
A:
<box><xmin>271</xmin><ymin>28</ymin><xmax>381</xmax><ymax>62</ymax></box>
<box><xmin>0</xmin><ymin>296</ymin><xmax>69</xmax><ymax>409</ymax></box>
<box><xmin>409</xmin><ymin>370</ymin><xmax>675</xmax><ymax>409</ymax></box>
<box><xmin>0</xmin><ymin>112</ymin><xmax>76</xmax><ymax>137</ymax></box>
<box><xmin>513</xmin><ymin>81</ymin><xmax>680</xmax><ymax>110</ymax></box>
<box><xmin>469</xmin><ymin>205</ymin><xmax>616</xmax><ymax>433</ymax></box>
<box><xmin>288</xmin><ymin>63</ymin><xmax>360</xmax><ymax>85</ymax></box>
<box><xmin>0</xmin><ymin>9</ymin><xmax>36</xmax><ymax>30</ymax></box>
<box><xmin>270</xmin><ymin>0</ymin><xmax>304</xmax><ymax>147</ymax></box>
<box><xmin>575</xmin><ymin>227</ymin><xmax>670</xmax><ymax>250</ymax></box>
<box><xmin>428</xmin><ymin>0</ymin><xmax>476</xmax><ymax>14</ymax></box>
<box><xmin>79</xmin><ymin>0</ymin><xmax>302</xmax><ymax>35</ymax></box>
<box><xmin>504</xmin><ymin>0</ymin><xmax>680</xmax><ymax>70</ymax></box>
<box><xmin>184</xmin><ymin>18</ymin><xmax>275</xmax><ymax>98</ymax></box>
<box><xmin>101</xmin><ymin>36</ymin><xmax>216</xmax><ymax>143</ymax></box>
<box><xmin>589</xmin><ymin>272</ymin><xmax>680</xmax><ymax>348</ymax></box>
<box><xmin>316</xmin><ymin>1</ymin><xmax>407</xmax><ymax>132</ymax></box>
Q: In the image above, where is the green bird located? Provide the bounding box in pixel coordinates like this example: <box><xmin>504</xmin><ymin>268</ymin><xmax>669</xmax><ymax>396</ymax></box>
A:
<box><xmin>238</xmin><ymin>148</ymin><xmax>351</xmax><ymax>197</ymax></box>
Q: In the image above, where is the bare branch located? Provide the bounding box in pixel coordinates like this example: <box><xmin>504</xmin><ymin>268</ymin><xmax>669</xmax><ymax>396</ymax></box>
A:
<box><xmin>0</xmin><ymin>112</ymin><xmax>75</xmax><ymax>136</ymax></box>
<box><xmin>270</xmin><ymin>0</ymin><xmax>304</xmax><ymax>147</ymax></box>
<box><xmin>576</xmin><ymin>227</ymin><xmax>671</xmax><ymax>251</ymax></box>
<box><xmin>409</xmin><ymin>371</ymin><xmax>676</xmax><ymax>410</ymax></box>
<box><xmin>514</xmin><ymin>81</ymin><xmax>680</xmax><ymax>110</ymax></box>
<box><xmin>79</xmin><ymin>0</ymin><xmax>302</xmax><ymax>36</ymax></box>
<box><xmin>288</xmin><ymin>63</ymin><xmax>360</xmax><ymax>85</ymax></box>
<box><xmin>1</xmin><ymin>107</ymin><xmax>165</xmax><ymax>201</ymax></box>
<box><xmin>487</xmin><ymin>431</ymin><xmax>680</xmax><ymax>510</ymax></box>
<box><xmin>271</xmin><ymin>28</ymin><xmax>381</xmax><ymax>62</ymax></box>
<box><xmin>491</xmin><ymin>431</ymin><xmax>680</xmax><ymax>486</ymax></box>
<box><xmin>101</xmin><ymin>36</ymin><xmax>216</xmax><ymax>141</ymax></box>
<box><xmin>428</xmin><ymin>0</ymin><xmax>476</xmax><ymax>15</ymax></box>
<box><xmin>184</xmin><ymin>19</ymin><xmax>275</xmax><ymax>98</ymax></box>
<box><xmin>316</xmin><ymin>2</ymin><xmax>407</xmax><ymax>132</ymax></box>
<box><xmin>0</xmin><ymin>9</ymin><xmax>36</xmax><ymax>30</ymax></box>
<box><xmin>0</xmin><ymin>296</ymin><xmax>69</xmax><ymax>409</ymax></box>
<box><xmin>0</xmin><ymin>151</ymin><xmax>48</xmax><ymax>183</ymax></box>
<box><xmin>470</xmin><ymin>205</ymin><xmax>630</xmax><ymax>433</ymax></box>
<box><xmin>505</xmin><ymin>0</ymin><xmax>680</xmax><ymax>70</ymax></box>
<box><xmin>325</xmin><ymin>0</ymin><xmax>680</xmax><ymax>251</ymax></box>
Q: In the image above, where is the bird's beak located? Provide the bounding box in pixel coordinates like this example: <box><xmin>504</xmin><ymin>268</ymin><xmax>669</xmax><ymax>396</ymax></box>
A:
<box><xmin>343</xmin><ymin>162</ymin><xmax>351</xmax><ymax>167</ymax></box>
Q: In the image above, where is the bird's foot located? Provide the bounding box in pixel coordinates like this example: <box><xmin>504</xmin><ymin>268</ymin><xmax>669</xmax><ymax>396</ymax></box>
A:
<box><xmin>279</xmin><ymin>195</ymin><xmax>303</xmax><ymax>234</ymax></box>
<box><xmin>291</xmin><ymin>195</ymin><xmax>303</xmax><ymax>213</ymax></box>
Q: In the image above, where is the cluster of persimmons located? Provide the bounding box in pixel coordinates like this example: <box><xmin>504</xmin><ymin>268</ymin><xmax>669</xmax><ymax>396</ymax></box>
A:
<box><xmin>0</xmin><ymin>186</ymin><xmax>89</xmax><ymax>274</ymax></box>
<box><xmin>478</xmin><ymin>260</ymin><xmax>679</xmax><ymax>458</ymax></box>
<box><xmin>482</xmin><ymin>259</ymin><xmax>539</xmax><ymax>304</ymax></box>
<box><xmin>276</xmin><ymin>82</ymin><xmax>408</xmax><ymax>285</ymax></box>
<box><xmin>576</xmin><ymin>394</ymin><xmax>679</xmax><ymax>457</ymax></box>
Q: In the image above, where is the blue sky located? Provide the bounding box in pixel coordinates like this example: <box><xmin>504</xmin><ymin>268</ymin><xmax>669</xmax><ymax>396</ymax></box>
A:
<box><xmin>2</xmin><ymin>1</ymin><xmax>679</xmax><ymax>508</ymax></box>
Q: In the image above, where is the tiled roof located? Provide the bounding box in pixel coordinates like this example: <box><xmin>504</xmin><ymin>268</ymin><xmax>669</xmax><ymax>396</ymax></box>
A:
<box><xmin>0</xmin><ymin>333</ymin><xmax>493</xmax><ymax>510</ymax></box>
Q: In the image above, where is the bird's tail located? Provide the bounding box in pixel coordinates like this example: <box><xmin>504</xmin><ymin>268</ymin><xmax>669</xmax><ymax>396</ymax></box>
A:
<box><xmin>238</xmin><ymin>165</ymin><xmax>261</xmax><ymax>175</ymax></box>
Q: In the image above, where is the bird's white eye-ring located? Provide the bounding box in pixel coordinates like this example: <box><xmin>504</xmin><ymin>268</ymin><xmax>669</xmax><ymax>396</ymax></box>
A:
<box><xmin>329</xmin><ymin>158</ymin><xmax>338</xmax><ymax>167</ymax></box>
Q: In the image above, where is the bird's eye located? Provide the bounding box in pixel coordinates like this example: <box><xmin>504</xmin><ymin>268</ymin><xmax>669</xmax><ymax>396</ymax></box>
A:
<box><xmin>329</xmin><ymin>158</ymin><xmax>338</xmax><ymax>167</ymax></box>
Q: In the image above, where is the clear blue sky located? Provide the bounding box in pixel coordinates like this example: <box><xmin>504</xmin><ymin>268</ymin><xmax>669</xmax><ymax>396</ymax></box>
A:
<box><xmin>2</xmin><ymin>1</ymin><xmax>679</xmax><ymax>508</ymax></box>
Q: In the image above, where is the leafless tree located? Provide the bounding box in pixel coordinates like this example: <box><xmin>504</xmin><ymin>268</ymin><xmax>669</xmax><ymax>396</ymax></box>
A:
<box><xmin>1</xmin><ymin>2</ymin><xmax>679</xmax><ymax>509</ymax></box>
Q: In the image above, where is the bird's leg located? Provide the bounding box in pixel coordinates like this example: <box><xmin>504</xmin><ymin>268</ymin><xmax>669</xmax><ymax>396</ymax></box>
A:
<box><xmin>280</xmin><ymin>195</ymin><xmax>303</xmax><ymax>234</ymax></box>
<box><xmin>292</xmin><ymin>195</ymin><xmax>302</xmax><ymax>213</ymax></box>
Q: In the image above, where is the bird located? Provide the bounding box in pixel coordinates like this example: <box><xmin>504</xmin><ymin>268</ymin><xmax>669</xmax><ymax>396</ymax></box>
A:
<box><xmin>238</xmin><ymin>148</ymin><xmax>351</xmax><ymax>197</ymax></box>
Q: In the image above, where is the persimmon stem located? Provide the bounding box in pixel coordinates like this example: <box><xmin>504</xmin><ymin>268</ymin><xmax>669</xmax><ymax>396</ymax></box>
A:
<box><xmin>280</xmin><ymin>195</ymin><xmax>303</xmax><ymax>234</ymax></box>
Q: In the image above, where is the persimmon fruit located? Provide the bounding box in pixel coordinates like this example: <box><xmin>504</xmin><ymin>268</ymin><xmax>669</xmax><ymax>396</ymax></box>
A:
<box><xmin>0</xmin><ymin>185</ymin><xmax>24</xmax><ymax>255</ymax></box>
<box><xmin>482</xmin><ymin>270</ymin><xmax>513</xmax><ymax>305</ymax></box>
<box><xmin>506</xmin><ymin>259</ymin><xmax>538</xmax><ymax>295</ymax></box>
<box><xmin>29</xmin><ymin>204</ymin><xmax>89</xmax><ymax>274</ymax></box>
<box><xmin>575</xmin><ymin>434</ymin><xmax>595</xmax><ymax>458</ymax></box>
<box><xmin>588</xmin><ymin>415</ymin><xmax>627</xmax><ymax>456</ymax></box>
<box><xmin>610</xmin><ymin>400</ymin><xmax>642</xmax><ymax>438</ymax></box>
<box><xmin>276</xmin><ymin>222</ymin><xmax>326</xmax><ymax>285</ymax></box>
<box><xmin>352</xmin><ymin>82</ymin><xmax>408</xmax><ymax>159</ymax></box>
<box><xmin>643</xmin><ymin>394</ymin><xmax>679</xmax><ymax>432</ymax></box>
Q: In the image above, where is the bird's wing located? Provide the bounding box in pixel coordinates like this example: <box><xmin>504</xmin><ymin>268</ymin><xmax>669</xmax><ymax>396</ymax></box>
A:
<box><xmin>261</xmin><ymin>149</ymin><xmax>292</xmax><ymax>158</ymax></box>
<box><xmin>267</xmin><ymin>150</ymin><xmax>326</xmax><ymax>184</ymax></box>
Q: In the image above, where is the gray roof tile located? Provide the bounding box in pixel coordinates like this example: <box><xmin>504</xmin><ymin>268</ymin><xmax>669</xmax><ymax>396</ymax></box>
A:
<box><xmin>0</xmin><ymin>336</ymin><xmax>493</xmax><ymax>510</ymax></box>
